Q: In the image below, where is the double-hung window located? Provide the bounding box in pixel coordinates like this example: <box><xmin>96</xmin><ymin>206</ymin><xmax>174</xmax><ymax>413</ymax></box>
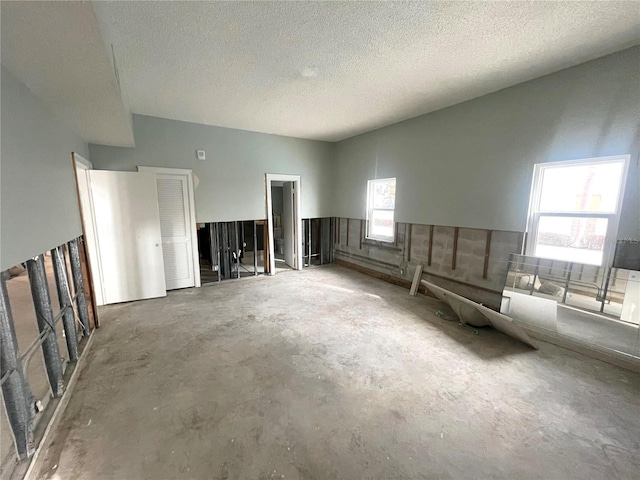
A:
<box><xmin>526</xmin><ymin>155</ymin><xmax>629</xmax><ymax>266</ymax></box>
<box><xmin>366</xmin><ymin>177</ymin><xmax>396</xmax><ymax>243</ymax></box>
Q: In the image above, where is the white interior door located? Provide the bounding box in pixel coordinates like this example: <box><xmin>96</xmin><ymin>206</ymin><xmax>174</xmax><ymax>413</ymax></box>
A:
<box><xmin>89</xmin><ymin>171</ymin><xmax>166</xmax><ymax>304</ymax></box>
<box><xmin>155</xmin><ymin>174</ymin><xmax>196</xmax><ymax>290</ymax></box>
<box><xmin>283</xmin><ymin>181</ymin><xmax>295</xmax><ymax>268</ymax></box>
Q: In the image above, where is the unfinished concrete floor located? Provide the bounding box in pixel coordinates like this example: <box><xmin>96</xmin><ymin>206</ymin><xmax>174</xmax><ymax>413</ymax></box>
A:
<box><xmin>35</xmin><ymin>266</ymin><xmax>640</xmax><ymax>479</ymax></box>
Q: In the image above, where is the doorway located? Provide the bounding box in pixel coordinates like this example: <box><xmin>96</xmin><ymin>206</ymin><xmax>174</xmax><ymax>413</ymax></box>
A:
<box><xmin>266</xmin><ymin>174</ymin><xmax>302</xmax><ymax>275</ymax></box>
<box><xmin>270</xmin><ymin>182</ymin><xmax>293</xmax><ymax>271</ymax></box>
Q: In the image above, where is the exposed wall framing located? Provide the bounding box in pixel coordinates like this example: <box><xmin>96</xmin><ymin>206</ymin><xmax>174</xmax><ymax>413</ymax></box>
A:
<box><xmin>333</xmin><ymin>217</ymin><xmax>523</xmax><ymax>310</ymax></box>
<box><xmin>0</xmin><ymin>236</ymin><xmax>97</xmax><ymax>474</ymax></box>
<box><xmin>302</xmin><ymin>218</ymin><xmax>333</xmax><ymax>267</ymax></box>
<box><xmin>197</xmin><ymin>217</ymin><xmax>335</xmax><ymax>282</ymax></box>
<box><xmin>198</xmin><ymin>220</ymin><xmax>265</xmax><ymax>282</ymax></box>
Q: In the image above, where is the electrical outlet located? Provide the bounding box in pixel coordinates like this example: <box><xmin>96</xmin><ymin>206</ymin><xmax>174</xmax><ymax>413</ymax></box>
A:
<box><xmin>196</xmin><ymin>149</ymin><xmax>206</xmax><ymax>160</ymax></box>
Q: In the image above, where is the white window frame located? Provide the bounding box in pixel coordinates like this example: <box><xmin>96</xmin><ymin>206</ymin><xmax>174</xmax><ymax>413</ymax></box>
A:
<box><xmin>526</xmin><ymin>155</ymin><xmax>630</xmax><ymax>267</ymax></box>
<box><xmin>366</xmin><ymin>177</ymin><xmax>396</xmax><ymax>243</ymax></box>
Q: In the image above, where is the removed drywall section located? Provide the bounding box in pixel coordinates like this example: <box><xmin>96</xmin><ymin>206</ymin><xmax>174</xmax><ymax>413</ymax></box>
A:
<box><xmin>333</xmin><ymin>46</ymin><xmax>640</xmax><ymax>239</ymax></box>
<box><xmin>89</xmin><ymin>115</ymin><xmax>335</xmax><ymax>222</ymax></box>
<box><xmin>334</xmin><ymin>218</ymin><xmax>522</xmax><ymax>310</ymax></box>
<box><xmin>1</xmin><ymin>67</ymin><xmax>89</xmax><ymax>271</ymax></box>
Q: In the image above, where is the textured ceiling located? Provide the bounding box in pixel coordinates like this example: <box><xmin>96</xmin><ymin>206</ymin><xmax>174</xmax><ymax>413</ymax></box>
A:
<box><xmin>1</xmin><ymin>1</ymin><xmax>134</xmax><ymax>146</ymax></box>
<box><xmin>92</xmin><ymin>1</ymin><xmax>640</xmax><ymax>142</ymax></box>
<box><xmin>3</xmin><ymin>2</ymin><xmax>640</xmax><ymax>145</ymax></box>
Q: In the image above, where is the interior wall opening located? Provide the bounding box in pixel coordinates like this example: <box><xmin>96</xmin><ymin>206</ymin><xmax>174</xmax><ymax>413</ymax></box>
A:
<box><xmin>197</xmin><ymin>221</ymin><xmax>268</xmax><ymax>283</ymax></box>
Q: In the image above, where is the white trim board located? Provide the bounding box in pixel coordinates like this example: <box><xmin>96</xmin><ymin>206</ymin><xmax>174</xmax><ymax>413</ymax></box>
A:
<box><xmin>73</xmin><ymin>154</ymin><xmax>93</xmax><ymax>170</ymax></box>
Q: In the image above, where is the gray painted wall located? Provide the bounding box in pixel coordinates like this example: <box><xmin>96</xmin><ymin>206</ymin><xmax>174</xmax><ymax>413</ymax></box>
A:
<box><xmin>5</xmin><ymin>46</ymin><xmax>636</xmax><ymax>274</ymax></box>
<box><xmin>89</xmin><ymin>115</ymin><xmax>335</xmax><ymax>222</ymax></box>
<box><xmin>271</xmin><ymin>186</ymin><xmax>284</xmax><ymax>215</ymax></box>
<box><xmin>1</xmin><ymin>67</ymin><xmax>89</xmax><ymax>271</ymax></box>
<box><xmin>333</xmin><ymin>46</ymin><xmax>640</xmax><ymax>241</ymax></box>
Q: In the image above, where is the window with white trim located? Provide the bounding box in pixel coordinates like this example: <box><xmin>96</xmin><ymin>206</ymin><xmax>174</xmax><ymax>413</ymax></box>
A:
<box><xmin>526</xmin><ymin>156</ymin><xmax>629</xmax><ymax>266</ymax></box>
<box><xmin>366</xmin><ymin>177</ymin><xmax>396</xmax><ymax>243</ymax></box>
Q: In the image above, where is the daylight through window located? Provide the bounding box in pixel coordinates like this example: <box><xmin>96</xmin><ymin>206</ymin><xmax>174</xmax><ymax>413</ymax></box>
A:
<box><xmin>527</xmin><ymin>156</ymin><xmax>628</xmax><ymax>266</ymax></box>
<box><xmin>366</xmin><ymin>177</ymin><xmax>396</xmax><ymax>243</ymax></box>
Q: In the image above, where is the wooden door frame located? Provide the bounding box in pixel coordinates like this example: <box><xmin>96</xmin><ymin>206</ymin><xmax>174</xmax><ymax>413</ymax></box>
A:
<box><xmin>71</xmin><ymin>152</ymin><xmax>101</xmax><ymax>326</ymax></box>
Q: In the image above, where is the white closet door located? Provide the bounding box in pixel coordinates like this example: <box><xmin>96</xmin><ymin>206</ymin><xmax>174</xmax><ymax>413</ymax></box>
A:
<box><xmin>156</xmin><ymin>174</ymin><xmax>195</xmax><ymax>290</ymax></box>
<box><xmin>89</xmin><ymin>171</ymin><xmax>166</xmax><ymax>304</ymax></box>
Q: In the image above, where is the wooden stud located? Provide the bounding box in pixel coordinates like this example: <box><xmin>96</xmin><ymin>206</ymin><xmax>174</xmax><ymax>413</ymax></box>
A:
<box><xmin>483</xmin><ymin>230</ymin><xmax>492</xmax><ymax>279</ymax></box>
<box><xmin>428</xmin><ymin>225</ymin><xmax>434</xmax><ymax>267</ymax></box>
<box><xmin>263</xmin><ymin>220</ymin><xmax>270</xmax><ymax>274</ymax></box>
<box><xmin>452</xmin><ymin>227</ymin><xmax>459</xmax><ymax>270</ymax></box>
<box><xmin>359</xmin><ymin>220</ymin><xmax>363</xmax><ymax>249</ymax></box>
<box><xmin>71</xmin><ymin>153</ymin><xmax>100</xmax><ymax>328</ymax></box>
<box><xmin>346</xmin><ymin>219</ymin><xmax>350</xmax><ymax>247</ymax></box>
<box><xmin>407</xmin><ymin>224</ymin><xmax>413</xmax><ymax>262</ymax></box>
<box><xmin>77</xmin><ymin>239</ymin><xmax>99</xmax><ymax>329</ymax></box>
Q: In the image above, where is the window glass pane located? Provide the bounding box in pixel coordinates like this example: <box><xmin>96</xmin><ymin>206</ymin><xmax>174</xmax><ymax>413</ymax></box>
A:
<box><xmin>534</xmin><ymin>216</ymin><xmax>608</xmax><ymax>265</ymax></box>
<box><xmin>539</xmin><ymin>161</ymin><xmax>624</xmax><ymax>213</ymax></box>
<box><xmin>370</xmin><ymin>209</ymin><xmax>394</xmax><ymax>239</ymax></box>
<box><xmin>371</xmin><ymin>178</ymin><xmax>396</xmax><ymax>209</ymax></box>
